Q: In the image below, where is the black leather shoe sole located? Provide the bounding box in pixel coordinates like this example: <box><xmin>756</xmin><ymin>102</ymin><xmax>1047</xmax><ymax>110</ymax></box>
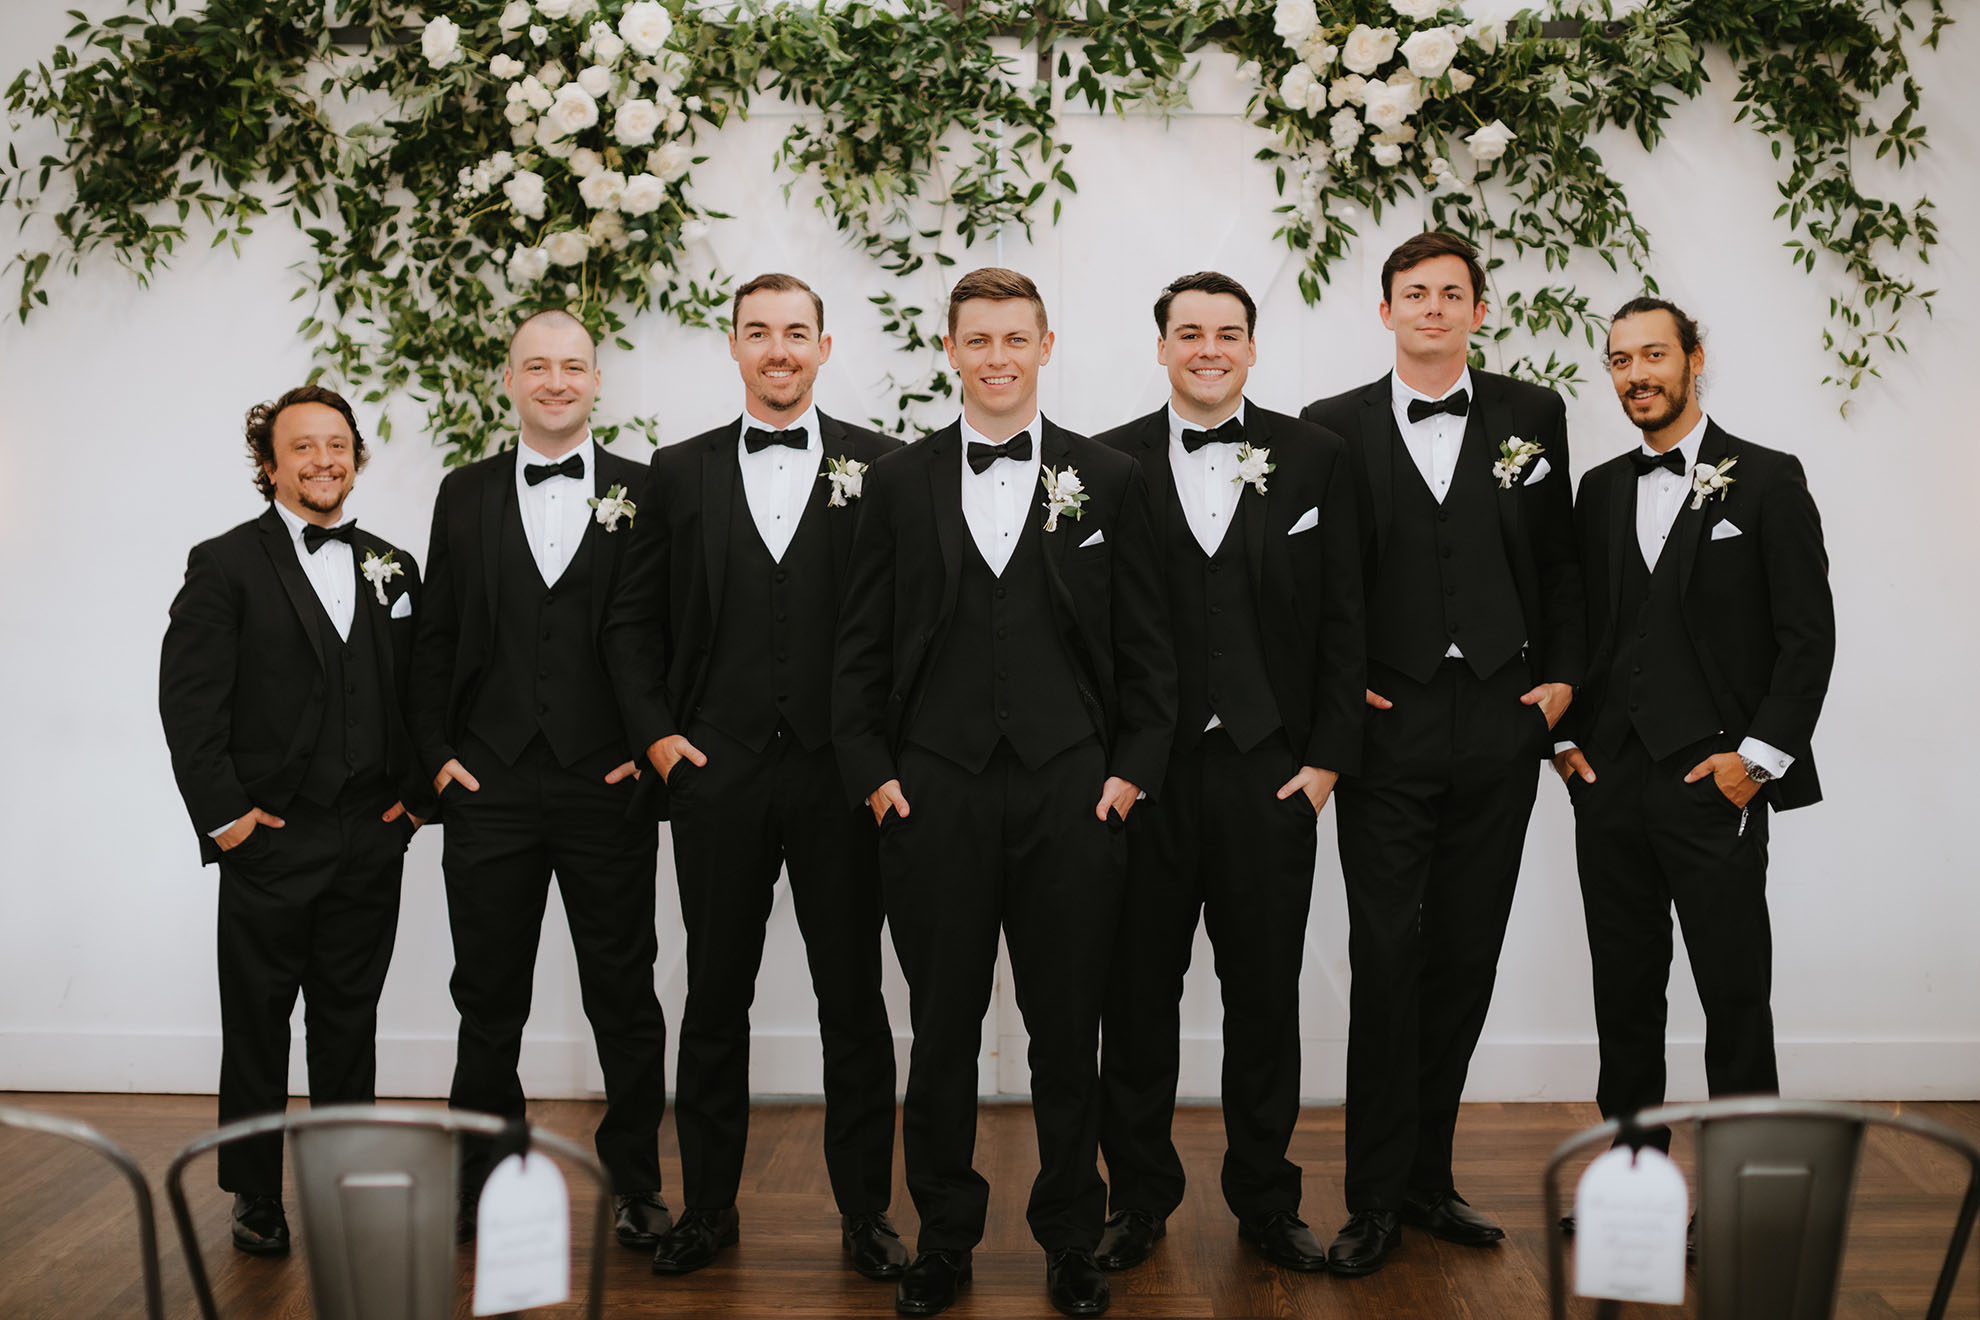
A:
<box><xmin>650</xmin><ymin>1220</ymin><xmax>739</xmax><ymax>1275</ymax></box>
<box><xmin>1094</xmin><ymin>1220</ymin><xmax>1165</xmax><ymax>1271</ymax></box>
<box><xmin>1326</xmin><ymin>1232</ymin><xmax>1399</xmax><ymax>1277</ymax></box>
<box><xmin>1401</xmin><ymin>1205</ymin><xmax>1505</xmax><ymax>1247</ymax></box>
<box><xmin>895</xmin><ymin>1261</ymin><xmax>971</xmax><ymax>1315</ymax></box>
<box><xmin>845</xmin><ymin>1241</ymin><xmax>908</xmax><ymax>1281</ymax></box>
<box><xmin>231</xmin><ymin>1228</ymin><xmax>290</xmax><ymax>1257</ymax></box>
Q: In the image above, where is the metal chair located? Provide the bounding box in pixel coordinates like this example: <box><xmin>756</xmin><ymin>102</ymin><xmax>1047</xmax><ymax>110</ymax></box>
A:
<box><xmin>0</xmin><ymin>1105</ymin><xmax>166</xmax><ymax>1320</ymax></box>
<box><xmin>1543</xmin><ymin>1096</ymin><xmax>1980</xmax><ymax>1319</ymax></box>
<box><xmin>164</xmin><ymin>1104</ymin><xmax>609</xmax><ymax>1320</ymax></box>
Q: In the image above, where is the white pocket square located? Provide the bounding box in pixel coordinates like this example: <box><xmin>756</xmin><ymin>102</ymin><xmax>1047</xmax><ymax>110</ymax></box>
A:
<box><xmin>1710</xmin><ymin>520</ymin><xmax>1743</xmax><ymax>541</ymax></box>
<box><xmin>1078</xmin><ymin>528</ymin><xmax>1106</xmax><ymax>549</ymax></box>
<box><xmin>1525</xmin><ymin>456</ymin><xmax>1551</xmax><ymax>486</ymax></box>
<box><xmin>389</xmin><ymin>592</ymin><xmax>413</xmax><ymax>619</ymax></box>
<box><xmin>1287</xmin><ymin>507</ymin><xmax>1320</xmax><ymax>536</ymax></box>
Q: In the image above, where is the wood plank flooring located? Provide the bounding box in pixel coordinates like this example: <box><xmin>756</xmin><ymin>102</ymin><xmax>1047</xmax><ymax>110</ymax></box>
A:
<box><xmin>1</xmin><ymin>1093</ymin><xmax>1973</xmax><ymax>1317</ymax></box>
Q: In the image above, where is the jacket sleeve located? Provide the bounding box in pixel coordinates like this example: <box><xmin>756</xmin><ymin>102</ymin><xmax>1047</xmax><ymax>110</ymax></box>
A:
<box><xmin>832</xmin><ymin>461</ymin><xmax>902</xmax><ymax>807</ymax></box>
<box><xmin>1104</xmin><ymin>462</ymin><xmax>1178</xmax><ymax>795</ymax></box>
<box><xmin>1746</xmin><ymin>455</ymin><xmax>1834</xmax><ymax>762</ymax></box>
<box><xmin>1302</xmin><ymin>440</ymin><xmax>1367</xmax><ymax>774</ymax></box>
<box><xmin>408</xmin><ymin>477</ymin><xmax>462</xmax><ymax>780</ymax></box>
<box><xmin>1531</xmin><ymin>390</ymin><xmax>1587</xmax><ymax>688</ymax></box>
<box><xmin>601</xmin><ymin>452</ymin><xmax>681</xmax><ymax>760</ymax></box>
<box><xmin>387</xmin><ymin>554</ymin><xmax>442</xmax><ymax>820</ymax></box>
<box><xmin>159</xmin><ymin>541</ymin><xmax>252</xmax><ymax>847</ymax></box>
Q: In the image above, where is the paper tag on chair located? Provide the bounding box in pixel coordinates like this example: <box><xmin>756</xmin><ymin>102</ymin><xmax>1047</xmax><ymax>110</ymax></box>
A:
<box><xmin>1573</xmin><ymin>1145</ymin><xmax>1689</xmax><ymax>1304</ymax></box>
<box><xmin>471</xmin><ymin>1152</ymin><xmax>571</xmax><ymax>1315</ymax></box>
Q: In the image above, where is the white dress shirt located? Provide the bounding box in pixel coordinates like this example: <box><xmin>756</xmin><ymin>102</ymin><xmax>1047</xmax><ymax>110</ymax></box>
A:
<box><xmin>1168</xmin><ymin>400</ymin><xmax>1247</xmax><ymax>557</ymax></box>
<box><xmin>1391</xmin><ymin>367</ymin><xmax>1473</xmax><ymax>505</ymax></box>
<box><xmin>515</xmin><ymin>432</ymin><xmax>597</xmax><ymax>586</ymax></box>
<box><xmin>273</xmin><ymin>500</ymin><xmax>356</xmax><ymax>642</ymax></box>
<box><xmin>736</xmin><ymin>403</ymin><xmax>821</xmax><ymax>563</ymax></box>
<box><xmin>959</xmin><ymin>413</ymin><xmax>1042</xmax><ymax>577</ymax></box>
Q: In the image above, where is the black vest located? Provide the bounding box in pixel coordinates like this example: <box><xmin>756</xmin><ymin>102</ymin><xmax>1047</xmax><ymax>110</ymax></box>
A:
<box><xmin>695</xmin><ymin>480</ymin><xmax>837</xmax><ymax>752</ymax></box>
<box><xmin>297</xmin><ymin>567</ymin><xmax>388</xmax><ymax>806</ymax></box>
<box><xmin>1368</xmin><ymin>421</ymin><xmax>1526</xmax><ymax>683</ymax></box>
<box><xmin>466</xmin><ymin>491</ymin><xmax>620</xmax><ymax>768</ymax></box>
<box><xmin>1591</xmin><ymin>521</ymin><xmax>1721</xmax><ymax>761</ymax></box>
<box><xmin>1166</xmin><ymin>493</ymin><xmax>1281</xmax><ymax>753</ymax></box>
<box><xmin>905</xmin><ymin>520</ymin><xmax>1094</xmax><ymax>774</ymax></box>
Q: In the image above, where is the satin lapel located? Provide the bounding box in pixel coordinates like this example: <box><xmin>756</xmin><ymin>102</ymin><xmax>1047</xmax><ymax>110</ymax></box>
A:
<box><xmin>1136</xmin><ymin>410</ymin><xmax>1175</xmax><ymax>523</ymax></box>
<box><xmin>479</xmin><ymin>450</ymin><xmax>514</xmax><ymax>622</ymax></box>
<box><xmin>1674</xmin><ymin>423</ymin><xmax>1729</xmax><ymax>599</ymax></box>
<box><xmin>1040</xmin><ymin>421</ymin><xmax>1076</xmax><ymax>569</ymax></box>
<box><xmin>257</xmin><ymin>509</ymin><xmax>327</xmax><ymax>671</ymax></box>
<box><xmin>1604</xmin><ymin>460</ymin><xmax>1634</xmax><ymax>634</ymax></box>
<box><xmin>702</xmin><ymin>424</ymin><xmax>740</xmax><ymax>616</ymax></box>
<box><xmin>586</xmin><ymin>454</ymin><xmax>615</xmax><ymax>633</ymax></box>
<box><xmin>925</xmin><ymin>423</ymin><xmax>965</xmax><ymax>623</ymax></box>
<box><xmin>1474</xmin><ymin>375</ymin><xmax>1521</xmax><ymax>548</ymax></box>
<box><xmin>1360</xmin><ymin>377</ymin><xmax>1396</xmax><ymax>561</ymax></box>
<box><xmin>353</xmin><ymin>531</ymin><xmax>397</xmax><ymax>690</ymax></box>
<box><xmin>816</xmin><ymin>412</ymin><xmax>852</xmax><ymax>594</ymax></box>
<box><xmin>1241</xmin><ymin>410</ymin><xmax>1270</xmax><ymax>615</ymax></box>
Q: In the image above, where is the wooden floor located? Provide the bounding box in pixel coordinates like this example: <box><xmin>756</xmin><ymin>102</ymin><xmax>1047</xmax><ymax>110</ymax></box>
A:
<box><xmin>1</xmin><ymin>1093</ymin><xmax>1974</xmax><ymax>1317</ymax></box>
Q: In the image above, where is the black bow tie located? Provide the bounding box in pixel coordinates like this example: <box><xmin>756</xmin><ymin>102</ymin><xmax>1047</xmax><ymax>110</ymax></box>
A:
<box><xmin>1180</xmin><ymin>417</ymin><xmax>1245</xmax><ymax>453</ymax></box>
<box><xmin>1406</xmin><ymin>390</ymin><xmax>1470</xmax><ymax>424</ymax></box>
<box><xmin>524</xmin><ymin>453</ymin><xmax>585</xmax><ymax>486</ymax></box>
<box><xmin>1630</xmin><ymin>448</ymin><xmax>1687</xmax><ymax>478</ymax></box>
<box><xmin>744</xmin><ymin>425</ymin><xmax>808</xmax><ymax>454</ymax></box>
<box><xmin>301</xmin><ymin>521</ymin><xmax>355</xmax><ymax>554</ymax></box>
<box><xmin>967</xmin><ymin>431</ymin><xmax>1032</xmax><ymax>475</ymax></box>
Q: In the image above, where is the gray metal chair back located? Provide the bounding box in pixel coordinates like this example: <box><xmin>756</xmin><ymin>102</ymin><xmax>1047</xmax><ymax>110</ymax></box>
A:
<box><xmin>0</xmin><ymin>1105</ymin><xmax>165</xmax><ymax>1320</ymax></box>
<box><xmin>1543</xmin><ymin>1097</ymin><xmax>1980</xmax><ymax>1320</ymax></box>
<box><xmin>165</xmin><ymin>1104</ymin><xmax>608</xmax><ymax>1320</ymax></box>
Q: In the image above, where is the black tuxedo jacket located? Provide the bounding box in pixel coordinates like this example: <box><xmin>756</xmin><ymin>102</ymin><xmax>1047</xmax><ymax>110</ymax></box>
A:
<box><xmin>1096</xmin><ymin>404</ymin><xmax>1365</xmax><ymax>775</ymax></box>
<box><xmin>409</xmin><ymin>443</ymin><xmax>648</xmax><ymax>780</ymax></box>
<box><xmin>602</xmin><ymin>410</ymin><xmax>899</xmax><ymax>805</ymax></box>
<box><xmin>1302</xmin><ymin>369</ymin><xmax>1585</xmax><ymax>690</ymax></box>
<box><xmin>833</xmin><ymin>418</ymin><xmax>1178</xmax><ymax>803</ymax></box>
<box><xmin>160</xmin><ymin>506</ymin><xmax>427</xmax><ymax>864</ymax></box>
<box><xmin>1566</xmin><ymin>420</ymin><xmax>1833</xmax><ymax>810</ymax></box>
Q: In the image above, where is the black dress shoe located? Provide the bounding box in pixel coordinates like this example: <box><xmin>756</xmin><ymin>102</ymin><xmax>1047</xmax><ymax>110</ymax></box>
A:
<box><xmin>1327</xmin><ymin>1209</ymin><xmax>1401</xmax><ymax>1277</ymax></box>
<box><xmin>843</xmin><ymin>1212</ymin><xmax>910</xmax><ymax>1280</ymax></box>
<box><xmin>896</xmin><ymin>1249</ymin><xmax>971</xmax><ymax>1316</ymax></box>
<box><xmin>1094</xmin><ymin>1209</ymin><xmax>1164</xmax><ymax>1271</ymax></box>
<box><xmin>1046</xmin><ymin>1247</ymin><xmax>1110</xmax><ymax>1316</ymax></box>
<box><xmin>231</xmin><ymin>1193</ymin><xmax>290</xmax><ymax>1256</ymax></box>
<box><xmin>1401</xmin><ymin>1190</ymin><xmax>1505</xmax><ymax>1246</ymax></box>
<box><xmin>1238</xmin><ymin>1209</ymin><xmax>1328</xmax><ymax>1272</ymax></box>
<box><xmin>613</xmin><ymin>1190</ymin><xmax>672</xmax><ymax>1248</ymax></box>
<box><xmin>649</xmin><ymin>1206</ymin><xmax>739</xmax><ymax>1275</ymax></box>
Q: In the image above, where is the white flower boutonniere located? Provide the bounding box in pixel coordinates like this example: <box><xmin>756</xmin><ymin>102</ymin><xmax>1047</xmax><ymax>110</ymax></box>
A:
<box><xmin>826</xmin><ymin>456</ymin><xmax>868</xmax><ymax>507</ymax></box>
<box><xmin>360</xmin><ymin>549</ymin><xmax>405</xmax><ymax>606</ymax></box>
<box><xmin>1041</xmin><ymin>465</ymin><xmax>1088</xmax><ymax>533</ymax></box>
<box><xmin>1233</xmin><ymin>442</ymin><xmax>1275</xmax><ymax>496</ymax></box>
<box><xmin>588</xmin><ymin>482</ymin><xmax>637</xmax><ymax>531</ymax></box>
<box><xmin>1493</xmin><ymin>436</ymin><xmax>1545</xmax><ymax>489</ymax></box>
<box><xmin>1690</xmin><ymin>456</ymin><xmax>1737</xmax><ymax>510</ymax></box>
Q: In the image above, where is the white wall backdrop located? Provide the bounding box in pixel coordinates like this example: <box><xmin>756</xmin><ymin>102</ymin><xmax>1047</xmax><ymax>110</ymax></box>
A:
<box><xmin>2</xmin><ymin>2</ymin><xmax>1976</xmax><ymax>1106</ymax></box>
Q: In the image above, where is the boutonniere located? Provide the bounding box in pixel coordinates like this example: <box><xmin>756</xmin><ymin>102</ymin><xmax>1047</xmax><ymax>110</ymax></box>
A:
<box><xmin>588</xmin><ymin>482</ymin><xmax>636</xmax><ymax>531</ymax></box>
<box><xmin>825</xmin><ymin>455</ymin><xmax>868</xmax><ymax>507</ymax></box>
<box><xmin>360</xmin><ymin>549</ymin><xmax>404</xmax><ymax>606</ymax></box>
<box><xmin>1493</xmin><ymin>436</ymin><xmax>1545</xmax><ymax>489</ymax></box>
<box><xmin>1690</xmin><ymin>456</ymin><xmax>1737</xmax><ymax>510</ymax></box>
<box><xmin>1232</xmin><ymin>442</ymin><xmax>1275</xmax><ymax>496</ymax></box>
<box><xmin>1040</xmin><ymin>465</ymin><xmax>1087</xmax><ymax>533</ymax></box>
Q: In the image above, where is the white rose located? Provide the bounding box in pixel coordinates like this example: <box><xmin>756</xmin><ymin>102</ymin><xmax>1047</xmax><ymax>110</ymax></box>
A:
<box><xmin>684</xmin><ymin>95</ymin><xmax>702</xmax><ymax>113</ymax></box>
<box><xmin>578</xmin><ymin>64</ymin><xmax>612</xmax><ymax>98</ymax></box>
<box><xmin>1329</xmin><ymin>73</ymin><xmax>1368</xmax><ymax>106</ymax></box>
<box><xmin>649</xmin><ymin>140</ymin><xmax>693</xmax><ymax>182</ymax></box>
<box><xmin>619</xmin><ymin>172</ymin><xmax>667</xmax><ymax>215</ymax></box>
<box><xmin>420</xmin><ymin>15</ymin><xmax>463</xmax><ymax>69</ymax></box>
<box><xmin>679</xmin><ymin>218</ymin><xmax>710</xmax><ymax>243</ymax></box>
<box><xmin>1400</xmin><ymin>26</ymin><xmax>1459</xmax><ymax>79</ymax></box>
<box><xmin>567</xmin><ymin>0</ymin><xmax>597</xmax><ymax>18</ymax></box>
<box><xmin>499</xmin><ymin>0</ymin><xmax>533</xmax><ymax>31</ymax></box>
<box><xmin>490</xmin><ymin>53</ymin><xmax>526</xmax><ymax>79</ymax></box>
<box><xmin>1464</xmin><ymin>118</ymin><xmax>1514</xmax><ymax>162</ymax></box>
<box><xmin>1464</xmin><ymin>18</ymin><xmax>1506</xmax><ymax>54</ymax></box>
<box><xmin>536</xmin><ymin>60</ymin><xmax>566</xmax><ymax>88</ymax></box>
<box><xmin>529</xmin><ymin>24</ymin><xmax>548</xmax><ymax>46</ymax></box>
<box><xmin>1387</xmin><ymin>68</ymin><xmax>1424</xmax><ymax>114</ymax></box>
<box><xmin>1300</xmin><ymin>36</ymin><xmax>1338</xmax><ymax>73</ymax></box>
<box><xmin>503</xmin><ymin>169</ymin><xmax>547</xmax><ymax>219</ymax></box>
<box><xmin>1371</xmin><ymin>141</ymin><xmax>1403</xmax><ymax>166</ymax></box>
<box><xmin>545</xmin><ymin>82</ymin><xmax>600</xmax><ymax>137</ymax></box>
<box><xmin>544</xmin><ymin>230</ymin><xmax>591</xmax><ymax>266</ymax></box>
<box><xmin>1389</xmin><ymin>0</ymin><xmax>1443</xmax><ymax>18</ymax></box>
<box><xmin>589</xmin><ymin>27</ymin><xmax>626</xmax><ymax>64</ymax></box>
<box><xmin>486</xmin><ymin>151</ymin><xmax>516</xmax><ymax>180</ymax></box>
<box><xmin>504</xmin><ymin>100</ymin><xmax>531</xmax><ymax>125</ymax></box>
<box><xmin>534</xmin><ymin>0</ymin><xmax>574</xmax><ymax>19</ymax></box>
<box><xmin>510</xmin><ymin>122</ymin><xmax>536</xmax><ymax>146</ymax></box>
<box><xmin>619</xmin><ymin>1</ymin><xmax>674</xmax><ymax>57</ymax></box>
<box><xmin>1055</xmin><ymin>469</ymin><xmax>1085</xmax><ymax>497</ymax></box>
<box><xmin>534</xmin><ymin>119</ymin><xmax>577</xmax><ymax>156</ymax></box>
<box><xmin>578</xmin><ymin>168</ymin><xmax>626</xmax><ymax>210</ymax></box>
<box><xmin>1361</xmin><ymin>80</ymin><xmax>1410</xmax><ymax>132</ymax></box>
<box><xmin>589</xmin><ymin>209</ymin><xmax>627</xmax><ymax>248</ymax></box>
<box><xmin>521</xmin><ymin>76</ymin><xmax>553</xmax><ymax>111</ymax></box>
<box><xmin>1447</xmin><ymin>65</ymin><xmax>1475</xmax><ymax>92</ymax></box>
<box><xmin>1233</xmin><ymin>59</ymin><xmax>1262</xmax><ymax>83</ymax></box>
<box><xmin>1329</xmin><ymin>106</ymin><xmax>1364</xmax><ymax>151</ymax></box>
<box><xmin>1341</xmin><ymin>24</ymin><xmax>1399</xmax><ymax>75</ymax></box>
<box><xmin>1272</xmin><ymin>0</ymin><xmax>1319</xmax><ymax>44</ymax></box>
<box><xmin>1278</xmin><ymin>64</ymin><xmax>1319</xmax><ymax>114</ymax></box>
<box><xmin>507</xmin><ymin>245</ymin><xmax>550</xmax><ymax>284</ymax></box>
<box><xmin>614</xmin><ymin>98</ymin><xmax>663</xmax><ymax>147</ymax></box>
<box><xmin>568</xmin><ymin>147</ymin><xmax>604</xmax><ymax>178</ymax></box>
<box><xmin>664</xmin><ymin>108</ymin><xmax>686</xmax><ymax>134</ymax></box>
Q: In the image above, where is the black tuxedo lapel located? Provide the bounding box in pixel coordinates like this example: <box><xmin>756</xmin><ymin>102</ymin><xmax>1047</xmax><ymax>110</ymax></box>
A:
<box><xmin>585</xmin><ymin>452</ymin><xmax>620</xmax><ymax>634</ymax></box>
<box><xmin>1674</xmin><ymin>423</ymin><xmax>1730</xmax><ymax>601</ymax></box>
<box><xmin>353</xmin><ymin>530</ymin><xmax>397</xmax><ymax>685</ymax></box>
<box><xmin>256</xmin><ymin>508</ymin><xmax>327</xmax><ymax>672</ymax></box>
<box><xmin>1040</xmin><ymin>420</ymin><xmax>1078</xmax><ymax>570</ymax></box>
<box><xmin>1239</xmin><ymin>409</ymin><xmax>1272</xmax><ymax>617</ymax></box>
<box><xmin>478</xmin><ymin>450</ymin><xmax>513</xmax><ymax>622</ymax></box>
<box><xmin>1359</xmin><ymin>377</ymin><xmax>1397</xmax><ymax>561</ymax></box>
<box><xmin>819</xmin><ymin>412</ymin><xmax>856</xmax><ymax>591</ymax></box>
<box><xmin>1133</xmin><ymin>411</ymin><xmax>1175</xmax><ymax>526</ymax></box>
<box><xmin>701</xmin><ymin>426</ymin><xmax>740</xmax><ymax>616</ymax></box>
<box><xmin>923</xmin><ymin>424</ymin><xmax>966</xmax><ymax>625</ymax></box>
<box><xmin>1474</xmin><ymin>374</ymin><xmax>1524</xmax><ymax>549</ymax></box>
<box><xmin>1604</xmin><ymin>459</ymin><xmax>1635</xmax><ymax>637</ymax></box>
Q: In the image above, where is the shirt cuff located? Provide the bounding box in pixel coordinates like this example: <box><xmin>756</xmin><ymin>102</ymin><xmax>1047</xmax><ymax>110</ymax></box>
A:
<box><xmin>207</xmin><ymin>816</ymin><xmax>243</xmax><ymax>839</ymax></box>
<box><xmin>1552</xmin><ymin>740</ymin><xmax>1578</xmax><ymax>757</ymax></box>
<box><xmin>1738</xmin><ymin>737</ymin><xmax>1794</xmax><ymax>779</ymax></box>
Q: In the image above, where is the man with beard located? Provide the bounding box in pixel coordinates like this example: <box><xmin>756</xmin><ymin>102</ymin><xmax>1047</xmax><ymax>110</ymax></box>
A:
<box><xmin>160</xmin><ymin>385</ymin><xmax>429</xmax><ymax>1255</ymax></box>
<box><xmin>1554</xmin><ymin>296</ymin><xmax>1832</xmax><ymax>1146</ymax></box>
<box><xmin>603</xmin><ymin>273</ymin><xmax>904</xmax><ymax>1279</ymax></box>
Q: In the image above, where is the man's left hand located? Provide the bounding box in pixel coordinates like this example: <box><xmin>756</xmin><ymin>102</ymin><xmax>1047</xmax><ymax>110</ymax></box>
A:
<box><xmin>1521</xmin><ymin>681</ymin><xmax>1575</xmax><ymax>730</ymax></box>
<box><xmin>381</xmin><ymin>801</ymin><xmax>426</xmax><ymax>829</ymax></box>
<box><xmin>1685</xmin><ymin>752</ymin><xmax>1762</xmax><ymax>809</ymax></box>
<box><xmin>1276</xmin><ymin>766</ymin><xmax>1339</xmax><ymax>816</ymax></box>
<box><xmin>604</xmin><ymin>760</ymin><xmax>642</xmax><ymax>784</ymax></box>
<box><xmin>1095</xmin><ymin>777</ymin><xmax>1140</xmax><ymax>823</ymax></box>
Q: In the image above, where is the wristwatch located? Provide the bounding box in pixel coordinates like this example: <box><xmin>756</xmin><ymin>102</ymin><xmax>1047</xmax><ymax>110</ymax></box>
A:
<box><xmin>1739</xmin><ymin>756</ymin><xmax>1774</xmax><ymax>785</ymax></box>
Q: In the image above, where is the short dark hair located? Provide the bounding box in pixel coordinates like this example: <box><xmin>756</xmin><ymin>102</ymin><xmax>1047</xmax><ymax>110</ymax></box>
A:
<box><xmin>507</xmin><ymin>307</ymin><xmax>596</xmax><ymax>367</ymax></box>
<box><xmin>1154</xmin><ymin>271</ymin><xmax>1257</xmax><ymax>338</ymax></box>
<box><xmin>948</xmin><ymin>266</ymin><xmax>1048</xmax><ymax>337</ymax></box>
<box><xmin>1381</xmin><ymin>231</ymin><xmax>1486</xmax><ymax>303</ymax></box>
<box><xmin>1608</xmin><ymin>295</ymin><xmax>1703</xmax><ymax>357</ymax></box>
<box><xmin>732</xmin><ymin>272</ymin><xmax>825</xmax><ymax>335</ymax></box>
<box><xmin>245</xmin><ymin>385</ymin><xmax>367</xmax><ymax>500</ymax></box>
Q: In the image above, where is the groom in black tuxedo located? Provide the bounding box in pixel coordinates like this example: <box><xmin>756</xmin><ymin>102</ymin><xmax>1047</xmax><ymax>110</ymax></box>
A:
<box><xmin>409</xmin><ymin>309</ymin><xmax>671</xmax><ymax>1247</ymax></box>
<box><xmin>160</xmin><ymin>385</ymin><xmax>429</xmax><ymax>1256</ymax></box>
<box><xmin>834</xmin><ymin>267</ymin><xmax>1176</xmax><ymax>1318</ymax></box>
<box><xmin>1092</xmin><ymin>272</ymin><xmax>1364</xmax><ymax>1275</ymax></box>
<box><xmin>1555</xmin><ymin>297</ymin><xmax>1832</xmax><ymax>1137</ymax></box>
<box><xmin>602</xmin><ymin>273</ymin><xmax>904</xmax><ymax>1279</ymax></box>
<box><xmin>1301</xmin><ymin>232</ymin><xmax>1584</xmax><ymax>1275</ymax></box>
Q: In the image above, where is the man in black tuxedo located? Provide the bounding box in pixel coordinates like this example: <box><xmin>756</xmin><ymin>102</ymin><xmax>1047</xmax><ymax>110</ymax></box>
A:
<box><xmin>1555</xmin><ymin>297</ymin><xmax>1832</xmax><ymax>1138</ymax></box>
<box><xmin>834</xmin><ymin>267</ymin><xmax>1176</xmax><ymax>1318</ymax></box>
<box><xmin>1301</xmin><ymin>232</ymin><xmax>1584</xmax><ymax>1274</ymax></box>
<box><xmin>160</xmin><ymin>385</ymin><xmax>429</xmax><ymax>1255</ymax></box>
<box><xmin>410</xmin><ymin>309</ymin><xmax>670</xmax><ymax>1247</ymax></box>
<box><xmin>602</xmin><ymin>273</ymin><xmax>904</xmax><ymax>1279</ymax></box>
<box><xmin>1092</xmin><ymin>272</ymin><xmax>1363</xmax><ymax>1275</ymax></box>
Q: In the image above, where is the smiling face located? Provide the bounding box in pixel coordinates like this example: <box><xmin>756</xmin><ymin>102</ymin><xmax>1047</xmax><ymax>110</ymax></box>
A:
<box><xmin>1158</xmin><ymin>290</ymin><xmax>1255</xmax><ymax>426</ymax></box>
<box><xmin>1608</xmin><ymin>308</ymin><xmax>1704</xmax><ymax>445</ymax></box>
<box><xmin>262</xmin><ymin>401</ymin><xmax>357</xmax><ymax>525</ymax></box>
<box><xmin>944</xmin><ymin>297</ymin><xmax>1054</xmax><ymax>434</ymax></box>
<box><xmin>504</xmin><ymin>314</ymin><xmax>599</xmax><ymax>454</ymax></box>
<box><xmin>1380</xmin><ymin>253</ymin><xmax>1487</xmax><ymax>375</ymax></box>
<box><xmin>731</xmin><ymin>286</ymin><xmax>832</xmax><ymax>423</ymax></box>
